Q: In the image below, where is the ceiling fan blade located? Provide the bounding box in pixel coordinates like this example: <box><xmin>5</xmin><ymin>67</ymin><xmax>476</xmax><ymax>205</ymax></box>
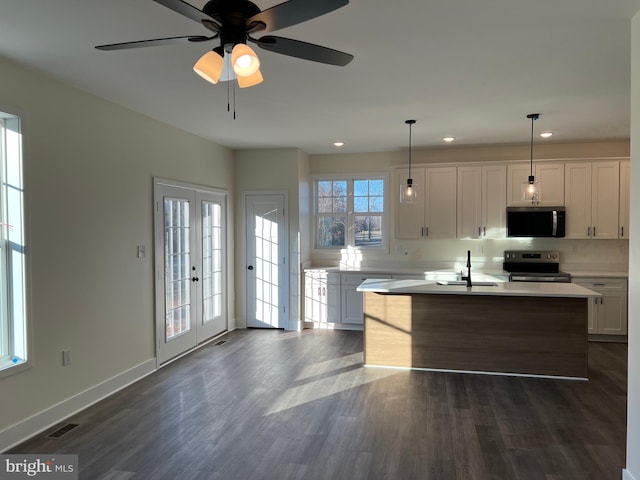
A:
<box><xmin>153</xmin><ymin>0</ymin><xmax>213</xmax><ymax>24</ymax></box>
<box><xmin>252</xmin><ymin>36</ymin><xmax>353</xmax><ymax>66</ymax></box>
<box><xmin>95</xmin><ymin>35</ymin><xmax>215</xmax><ymax>51</ymax></box>
<box><xmin>248</xmin><ymin>0</ymin><xmax>348</xmax><ymax>33</ymax></box>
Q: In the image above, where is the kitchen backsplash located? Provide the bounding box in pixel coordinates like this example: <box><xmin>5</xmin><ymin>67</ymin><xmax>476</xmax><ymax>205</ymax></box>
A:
<box><xmin>311</xmin><ymin>238</ymin><xmax>629</xmax><ymax>273</ymax></box>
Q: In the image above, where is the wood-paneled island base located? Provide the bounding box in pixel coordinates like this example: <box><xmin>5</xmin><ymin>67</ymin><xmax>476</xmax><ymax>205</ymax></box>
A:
<box><xmin>362</xmin><ymin>287</ymin><xmax>592</xmax><ymax>379</ymax></box>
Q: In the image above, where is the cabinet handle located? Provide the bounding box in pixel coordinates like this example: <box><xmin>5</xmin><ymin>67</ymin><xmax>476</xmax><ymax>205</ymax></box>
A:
<box><xmin>478</xmin><ymin>226</ymin><xmax>481</xmax><ymax>237</ymax></box>
<box><xmin>593</xmin><ymin>226</ymin><xmax>596</xmax><ymax>237</ymax></box>
<box><xmin>587</xmin><ymin>226</ymin><xmax>591</xmax><ymax>237</ymax></box>
<box><xmin>593</xmin><ymin>283</ymin><xmax>606</xmax><ymax>286</ymax></box>
<box><xmin>425</xmin><ymin>226</ymin><xmax>429</xmax><ymax>237</ymax></box>
<box><xmin>621</xmin><ymin>226</ymin><xmax>624</xmax><ymax>237</ymax></box>
<box><xmin>483</xmin><ymin>226</ymin><xmax>486</xmax><ymax>237</ymax></box>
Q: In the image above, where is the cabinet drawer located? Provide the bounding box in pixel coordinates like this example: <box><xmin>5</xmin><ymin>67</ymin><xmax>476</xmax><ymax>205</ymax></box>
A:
<box><xmin>572</xmin><ymin>277</ymin><xmax>627</xmax><ymax>292</ymax></box>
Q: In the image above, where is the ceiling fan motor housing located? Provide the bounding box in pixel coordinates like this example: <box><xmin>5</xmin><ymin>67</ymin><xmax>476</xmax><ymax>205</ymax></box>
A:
<box><xmin>203</xmin><ymin>0</ymin><xmax>261</xmax><ymax>49</ymax></box>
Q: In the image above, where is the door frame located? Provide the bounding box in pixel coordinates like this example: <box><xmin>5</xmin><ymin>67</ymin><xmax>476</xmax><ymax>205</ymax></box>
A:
<box><xmin>243</xmin><ymin>190</ymin><xmax>289</xmax><ymax>329</ymax></box>
<box><xmin>153</xmin><ymin>177</ymin><xmax>230</xmax><ymax>367</ymax></box>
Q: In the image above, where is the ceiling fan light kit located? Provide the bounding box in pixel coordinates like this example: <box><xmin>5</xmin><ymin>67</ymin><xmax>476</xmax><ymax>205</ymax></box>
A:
<box><xmin>96</xmin><ymin>0</ymin><xmax>353</xmax><ymax>90</ymax></box>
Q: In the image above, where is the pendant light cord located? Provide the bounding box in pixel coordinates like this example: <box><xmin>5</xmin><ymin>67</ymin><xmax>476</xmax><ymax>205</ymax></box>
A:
<box><xmin>405</xmin><ymin>119</ymin><xmax>416</xmax><ymax>180</ymax></box>
<box><xmin>408</xmin><ymin>122</ymin><xmax>413</xmax><ymax>178</ymax></box>
<box><xmin>530</xmin><ymin>115</ymin><xmax>534</xmax><ymax>177</ymax></box>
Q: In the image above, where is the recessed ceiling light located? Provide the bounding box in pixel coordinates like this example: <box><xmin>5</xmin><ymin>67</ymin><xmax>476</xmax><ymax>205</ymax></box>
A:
<box><xmin>443</xmin><ymin>137</ymin><xmax>455</xmax><ymax>142</ymax></box>
<box><xmin>540</xmin><ymin>132</ymin><xmax>553</xmax><ymax>138</ymax></box>
<box><xmin>333</xmin><ymin>141</ymin><xmax>345</xmax><ymax>147</ymax></box>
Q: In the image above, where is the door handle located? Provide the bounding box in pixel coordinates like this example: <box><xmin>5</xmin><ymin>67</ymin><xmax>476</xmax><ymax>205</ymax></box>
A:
<box><xmin>247</xmin><ymin>265</ymin><xmax>254</xmax><ymax>270</ymax></box>
<box><xmin>192</xmin><ymin>277</ymin><xmax>199</xmax><ymax>282</ymax></box>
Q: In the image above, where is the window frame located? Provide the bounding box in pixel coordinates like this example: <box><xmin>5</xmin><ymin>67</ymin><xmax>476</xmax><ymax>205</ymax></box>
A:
<box><xmin>312</xmin><ymin>173</ymin><xmax>389</xmax><ymax>252</ymax></box>
<box><xmin>0</xmin><ymin>111</ymin><xmax>31</xmax><ymax>379</ymax></box>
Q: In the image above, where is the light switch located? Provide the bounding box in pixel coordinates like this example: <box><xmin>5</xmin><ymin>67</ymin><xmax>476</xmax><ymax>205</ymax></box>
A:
<box><xmin>137</xmin><ymin>245</ymin><xmax>146</xmax><ymax>258</ymax></box>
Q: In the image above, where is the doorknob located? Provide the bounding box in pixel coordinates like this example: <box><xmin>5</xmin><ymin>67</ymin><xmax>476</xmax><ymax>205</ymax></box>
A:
<box><xmin>192</xmin><ymin>276</ymin><xmax>199</xmax><ymax>282</ymax></box>
<box><xmin>247</xmin><ymin>265</ymin><xmax>254</xmax><ymax>270</ymax></box>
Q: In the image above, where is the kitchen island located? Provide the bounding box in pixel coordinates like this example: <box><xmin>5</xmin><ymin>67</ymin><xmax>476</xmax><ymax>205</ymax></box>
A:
<box><xmin>357</xmin><ymin>279</ymin><xmax>601</xmax><ymax>379</ymax></box>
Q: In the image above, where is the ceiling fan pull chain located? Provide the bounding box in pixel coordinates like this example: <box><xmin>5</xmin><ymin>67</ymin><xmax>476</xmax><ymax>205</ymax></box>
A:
<box><xmin>233</xmin><ymin>80</ymin><xmax>237</xmax><ymax>120</ymax></box>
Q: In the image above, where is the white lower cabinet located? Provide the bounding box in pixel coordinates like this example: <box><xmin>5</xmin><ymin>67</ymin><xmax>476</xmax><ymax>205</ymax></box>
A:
<box><xmin>304</xmin><ymin>271</ymin><xmax>340</xmax><ymax>327</ymax></box>
<box><xmin>572</xmin><ymin>277</ymin><xmax>628</xmax><ymax>336</ymax></box>
<box><xmin>304</xmin><ymin>271</ymin><xmax>391</xmax><ymax>329</ymax></box>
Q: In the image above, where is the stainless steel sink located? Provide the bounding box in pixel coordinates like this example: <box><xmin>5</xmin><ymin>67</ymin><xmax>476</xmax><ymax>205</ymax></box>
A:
<box><xmin>436</xmin><ymin>280</ymin><xmax>499</xmax><ymax>286</ymax></box>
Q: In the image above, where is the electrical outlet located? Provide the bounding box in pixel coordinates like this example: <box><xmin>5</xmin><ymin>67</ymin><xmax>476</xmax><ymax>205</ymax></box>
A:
<box><xmin>62</xmin><ymin>349</ymin><xmax>71</xmax><ymax>366</ymax></box>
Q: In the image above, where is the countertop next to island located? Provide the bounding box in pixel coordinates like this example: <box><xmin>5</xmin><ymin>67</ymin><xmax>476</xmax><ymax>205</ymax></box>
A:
<box><xmin>358</xmin><ymin>279</ymin><xmax>601</xmax><ymax>380</ymax></box>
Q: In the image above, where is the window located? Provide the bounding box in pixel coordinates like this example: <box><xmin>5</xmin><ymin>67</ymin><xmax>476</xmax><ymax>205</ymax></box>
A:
<box><xmin>0</xmin><ymin>113</ymin><xmax>28</xmax><ymax>377</ymax></box>
<box><xmin>314</xmin><ymin>176</ymin><xmax>386</xmax><ymax>249</ymax></box>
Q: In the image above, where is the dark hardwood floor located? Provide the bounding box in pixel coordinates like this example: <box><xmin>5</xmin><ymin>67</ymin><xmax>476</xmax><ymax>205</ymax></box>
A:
<box><xmin>11</xmin><ymin>330</ymin><xmax>627</xmax><ymax>480</ymax></box>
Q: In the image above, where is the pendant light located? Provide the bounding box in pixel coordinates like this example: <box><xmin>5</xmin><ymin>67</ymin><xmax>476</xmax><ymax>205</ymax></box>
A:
<box><xmin>522</xmin><ymin>113</ymin><xmax>541</xmax><ymax>204</ymax></box>
<box><xmin>400</xmin><ymin>119</ymin><xmax>417</xmax><ymax>203</ymax></box>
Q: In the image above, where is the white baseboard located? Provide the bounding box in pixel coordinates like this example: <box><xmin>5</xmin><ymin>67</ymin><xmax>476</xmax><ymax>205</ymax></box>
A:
<box><xmin>624</xmin><ymin>469</ymin><xmax>637</xmax><ymax>480</ymax></box>
<box><xmin>0</xmin><ymin>358</ymin><xmax>156</xmax><ymax>452</ymax></box>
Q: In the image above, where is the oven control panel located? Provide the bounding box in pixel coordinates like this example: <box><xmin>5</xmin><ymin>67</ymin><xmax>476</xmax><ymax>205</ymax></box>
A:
<box><xmin>504</xmin><ymin>250</ymin><xmax>560</xmax><ymax>263</ymax></box>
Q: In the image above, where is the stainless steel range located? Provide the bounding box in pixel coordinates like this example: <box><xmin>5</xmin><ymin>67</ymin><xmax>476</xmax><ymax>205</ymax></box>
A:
<box><xmin>503</xmin><ymin>250</ymin><xmax>572</xmax><ymax>283</ymax></box>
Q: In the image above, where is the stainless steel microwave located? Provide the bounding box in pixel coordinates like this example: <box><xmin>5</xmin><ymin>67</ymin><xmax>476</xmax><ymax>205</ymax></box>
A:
<box><xmin>506</xmin><ymin>207</ymin><xmax>566</xmax><ymax>238</ymax></box>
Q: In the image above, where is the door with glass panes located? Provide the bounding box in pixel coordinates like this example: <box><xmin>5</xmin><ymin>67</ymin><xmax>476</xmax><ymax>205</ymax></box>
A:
<box><xmin>154</xmin><ymin>180</ymin><xmax>227</xmax><ymax>365</ymax></box>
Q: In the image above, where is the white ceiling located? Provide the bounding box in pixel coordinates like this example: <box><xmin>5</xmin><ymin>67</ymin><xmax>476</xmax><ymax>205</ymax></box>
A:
<box><xmin>1</xmin><ymin>0</ymin><xmax>639</xmax><ymax>154</ymax></box>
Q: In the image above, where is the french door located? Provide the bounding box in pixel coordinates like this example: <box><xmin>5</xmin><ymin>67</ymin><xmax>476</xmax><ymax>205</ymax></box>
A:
<box><xmin>245</xmin><ymin>193</ymin><xmax>288</xmax><ymax>329</ymax></box>
<box><xmin>154</xmin><ymin>180</ymin><xmax>228</xmax><ymax>365</ymax></box>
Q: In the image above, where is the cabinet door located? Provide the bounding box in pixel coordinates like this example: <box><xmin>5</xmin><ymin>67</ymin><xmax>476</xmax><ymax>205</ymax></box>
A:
<box><xmin>536</xmin><ymin>163</ymin><xmax>564</xmax><ymax>206</ymax></box>
<box><xmin>457</xmin><ymin>166</ymin><xmax>482</xmax><ymax>239</ymax></box>
<box><xmin>591</xmin><ymin>161</ymin><xmax>620</xmax><ymax>239</ymax></box>
<box><xmin>425</xmin><ymin>167</ymin><xmax>457</xmax><ymax>239</ymax></box>
<box><xmin>600</xmin><ymin>292</ymin><xmax>627</xmax><ymax>335</ymax></box>
<box><xmin>564</xmin><ymin>163</ymin><xmax>592</xmax><ymax>239</ymax></box>
<box><xmin>619</xmin><ymin>160</ymin><xmax>630</xmax><ymax>238</ymax></box>
<box><xmin>341</xmin><ymin>285</ymin><xmax>363</xmax><ymax>324</ymax></box>
<box><xmin>482</xmin><ymin>164</ymin><xmax>507</xmax><ymax>238</ymax></box>
<box><xmin>326</xmin><ymin>284</ymin><xmax>341</xmax><ymax>323</ymax></box>
<box><xmin>506</xmin><ymin>163</ymin><xmax>533</xmax><ymax>206</ymax></box>
<box><xmin>395</xmin><ymin>167</ymin><xmax>426</xmax><ymax>239</ymax></box>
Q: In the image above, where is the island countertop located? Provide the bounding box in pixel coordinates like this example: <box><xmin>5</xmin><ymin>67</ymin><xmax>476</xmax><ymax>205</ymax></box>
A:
<box><xmin>356</xmin><ymin>278</ymin><xmax>601</xmax><ymax>298</ymax></box>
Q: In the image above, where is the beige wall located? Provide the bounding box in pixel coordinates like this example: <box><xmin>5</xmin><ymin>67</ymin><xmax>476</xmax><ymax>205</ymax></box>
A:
<box><xmin>626</xmin><ymin>10</ymin><xmax>640</xmax><ymax>480</ymax></box>
<box><xmin>0</xmin><ymin>56</ymin><xmax>233</xmax><ymax>442</ymax></box>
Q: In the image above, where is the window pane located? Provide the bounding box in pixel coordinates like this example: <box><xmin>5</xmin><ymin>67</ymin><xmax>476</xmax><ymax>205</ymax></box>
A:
<box><xmin>317</xmin><ymin>197</ymin><xmax>333</xmax><ymax>213</ymax></box>
<box><xmin>354</xmin><ymin>180</ymin><xmax>368</xmax><ymax>197</ymax></box>
<box><xmin>317</xmin><ymin>181</ymin><xmax>333</xmax><ymax>197</ymax></box>
<box><xmin>370</xmin><ymin>179</ymin><xmax>384</xmax><ymax>196</ymax></box>
<box><xmin>369</xmin><ymin>196</ymin><xmax>384</xmax><ymax>212</ymax></box>
<box><xmin>317</xmin><ymin>216</ymin><xmax>345</xmax><ymax>247</ymax></box>
<box><xmin>354</xmin><ymin>197</ymin><xmax>368</xmax><ymax>212</ymax></box>
<box><xmin>354</xmin><ymin>216</ymin><xmax>382</xmax><ymax>247</ymax></box>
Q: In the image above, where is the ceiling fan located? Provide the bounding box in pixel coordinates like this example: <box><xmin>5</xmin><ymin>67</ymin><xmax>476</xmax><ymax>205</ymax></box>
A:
<box><xmin>95</xmin><ymin>0</ymin><xmax>354</xmax><ymax>88</ymax></box>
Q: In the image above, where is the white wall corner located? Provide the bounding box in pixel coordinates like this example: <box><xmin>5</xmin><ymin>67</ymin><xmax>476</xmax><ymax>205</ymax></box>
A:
<box><xmin>0</xmin><ymin>358</ymin><xmax>156</xmax><ymax>452</ymax></box>
<box><xmin>624</xmin><ymin>469</ymin><xmax>637</xmax><ymax>480</ymax></box>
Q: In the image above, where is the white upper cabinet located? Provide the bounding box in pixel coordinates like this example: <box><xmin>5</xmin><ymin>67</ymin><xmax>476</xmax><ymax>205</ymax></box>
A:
<box><xmin>457</xmin><ymin>165</ymin><xmax>506</xmax><ymax>239</ymax></box>
<box><xmin>395</xmin><ymin>166</ymin><xmax>457</xmax><ymax>239</ymax></box>
<box><xmin>507</xmin><ymin>162</ymin><xmax>564</xmax><ymax>206</ymax></box>
<box><xmin>564</xmin><ymin>161</ymin><xmax>620</xmax><ymax>239</ymax></box>
<box><xmin>619</xmin><ymin>160</ymin><xmax>630</xmax><ymax>239</ymax></box>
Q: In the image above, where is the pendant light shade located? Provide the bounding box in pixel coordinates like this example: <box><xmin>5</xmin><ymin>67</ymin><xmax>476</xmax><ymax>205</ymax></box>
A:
<box><xmin>521</xmin><ymin>113</ymin><xmax>541</xmax><ymax>204</ymax></box>
<box><xmin>400</xmin><ymin>119</ymin><xmax>417</xmax><ymax>203</ymax></box>
<box><xmin>231</xmin><ymin>43</ymin><xmax>261</xmax><ymax>78</ymax></box>
<box><xmin>193</xmin><ymin>47</ymin><xmax>224</xmax><ymax>84</ymax></box>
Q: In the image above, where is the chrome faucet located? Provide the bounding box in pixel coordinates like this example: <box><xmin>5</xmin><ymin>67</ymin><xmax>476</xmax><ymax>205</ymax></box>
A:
<box><xmin>461</xmin><ymin>250</ymin><xmax>472</xmax><ymax>287</ymax></box>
